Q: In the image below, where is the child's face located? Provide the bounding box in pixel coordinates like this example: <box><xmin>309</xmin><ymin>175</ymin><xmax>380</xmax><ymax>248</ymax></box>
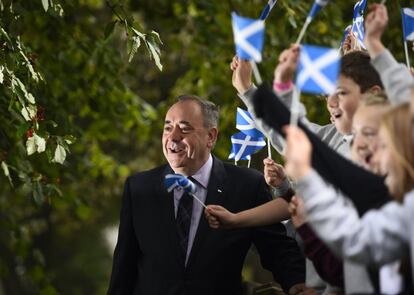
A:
<box><xmin>326</xmin><ymin>75</ymin><xmax>362</xmax><ymax>135</ymax></box>
<box><xmin>351</xmin><ymin>105</ymin><xmax>383</xmax><ymax>173</ymax></box>
<box><xmin>372</xmin><ymin>126</ymin><xmax>399</xmax><ymax>196</ymax></box>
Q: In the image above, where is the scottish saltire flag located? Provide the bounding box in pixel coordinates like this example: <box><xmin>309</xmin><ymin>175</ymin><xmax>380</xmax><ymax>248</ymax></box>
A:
<box><xmin>402</xmin><ymin>8</ymin><xmax>414</xmax><ymax>41</ymax></box>
<box><xmin>259</xmin><ymin>0</ymin><xmax>278</xmax><ymax>20</ymax></box>
<box><xmin>228</xmin><ymin>132</ymin><xmax>266</xmax><ymax>162</ymax></box>
<box><xmin>308</xmin><ymin>0</ymin><xmax>330</xmax><ymax>19</ymax></box>
<box><xmin>297</xmin><ymin>45</ymin><xmax>340</xmax><ymax>95</ymax></box>
<box><xmin>341</xmin><ymin>25</ymin><xmax>352</xmax><ymax>48</ymax></box>
<box><xmin>164</xmin><ymin>174</ymin><xmax>196</xmax><ymax>194</ymax></box>
<box><xmin>232</xmin><ymin>12</ymin><xmax>265</xmax><ymax>62</ymax></box>
<box><xmin>236</xmin><ymin>108</ymin><xmax>264</xmax><ymax>138</ymax></box>
<box><xmin>351</xmin><ymin>0</ymin><xmax>367</xmax><ymax>49</ymax></box>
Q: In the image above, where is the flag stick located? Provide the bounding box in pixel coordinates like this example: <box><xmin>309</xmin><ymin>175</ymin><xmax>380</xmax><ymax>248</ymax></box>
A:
<box><xmin>190</xmin><ymin>193</ymin><xmax>208</xmax><ymax>209</ymax></box>
<box><xmin>290</xmin><ymin>88</ymin><xmax>301</xmax><ymax>126</ymax></box>
<box><xmin>404</xmin><ymin>41</ymin><xmax>411</xmax><ymax>69</ymax></box>
<box><xmin>250</xmin><ymin>60</ymin><xmax>272</xmax><ymax>159</ymax></box>
<box><xmin>234</xmin><ymin>159</ymin><xmax>237</xmax><ymax>166</ymax></box>
<box><xmin>267</xmin><ymin>138</ymin><xmax>272</xmax><ymax>158</ymax></box>
<box><xmin>296</xmin><ymin>18</ymin><xmax>312</xmax><ymax>44</ymax></box>
<box><xmin>250</xmin><ymin>61</ymin><xmax>263</xmax><ymax>85</ymax></box>
<box><xmin>247</xmin><ymin>158</ymin><xmax>251</xmax><ymax>168</ymax></box>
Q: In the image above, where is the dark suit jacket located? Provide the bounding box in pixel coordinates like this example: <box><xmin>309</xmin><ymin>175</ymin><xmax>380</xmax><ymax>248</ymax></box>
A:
<box><xmin>107</xmin><ymin>156</ymin><xmax>305</xmax><ymax>295</ymax></box>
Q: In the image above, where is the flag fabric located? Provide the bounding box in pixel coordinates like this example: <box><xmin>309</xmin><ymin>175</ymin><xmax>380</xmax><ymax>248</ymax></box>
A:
<box><xmin>341</xmin><ymin>25</ymin><xmax>352</xmax><ymax>48</ymax></box>
<box><xmin>296</xmin><ymin>45</ymin><xmax>340</xmax><ymax>95</ymax></box>
<box><xmin>232</xmin><ymin>12</ymin><xmax>265</xmax><ymax>62</ymax></box>
<box><xmin>236</xmin><ymin>107</ymin><xmax>264</xmax><ymax>138</ymax></box>
<box><xmin>308</xmin><ymin>0</ymin><xmax>330</xmax><ymax>19</ymax></box>
<box><xmin>402</xmin><ymin>8</ymin><xmax>414</xmax><ymax>41</ymax></box>
<box><xmin>351</xmin><ymin>0</ymin><xmax>367</xmax><ymax>49</ymax></box>
<box><xmin>259</xmin><ymin>0</ymin><xmax>278</xmax><ymax>20</ymax></box>
<box><xmin>228</xmin><ymin>132</ymin><xmax>266</xmax><ymax>162</ymax></box>
<box><xmin>164</xmin><ymin>174</ymin><xmax>196</xmax><ymax>194</ymax></box>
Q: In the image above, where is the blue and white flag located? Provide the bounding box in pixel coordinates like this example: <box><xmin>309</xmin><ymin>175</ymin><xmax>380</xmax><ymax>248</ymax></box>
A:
<box><xmin>351</xmin><ymin>0</ymin><xmax>367</xmax><ymax>49</ymax></box>
<box><xmin>402</xmin><ymin>8</ymin><xmax>414</xmax><ymax>41</ymax></box>
<box><xmin>308</xmin><ymin>0</ymin><xmax>330</xmax><ymax>19</ymax></box>
<box><xmin>228</xmin><ymin>132</ymin><xmax>266</xmax><ymax>162</ymax></box>
<box><xmin>341</xmin><ymin>25</ymin><xmax>352</xmax><ymax>48</ymax></box>
<box><xmin>232</xmin><ymin>12</ymin><xmax>265</xmax><ymax>62</ymax></box>
<box><xmin>296</xmin><ymin>45</ymin><xmax>340</xmax><ymax>95</ymax></box>
<box><xmin>164</xmin><ymin>174</ymin><xmax>196</xmax><ymax>194</ymax></box>
<box><xmin>236</xmin><ymin>107</ymin><xmax>264</xmax><ymax>138</ymax></box>
<box><xmin>259</xmin><ymin>0</ymin><xmax>278</xmax><ymax>20</ymax></box>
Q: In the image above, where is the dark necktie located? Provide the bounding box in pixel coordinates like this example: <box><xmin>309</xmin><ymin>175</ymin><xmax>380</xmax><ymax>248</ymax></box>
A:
<box><xmin>176</xmin><ymin>190</ymin><xmax>193</xmax><ymax>259</ymax></box>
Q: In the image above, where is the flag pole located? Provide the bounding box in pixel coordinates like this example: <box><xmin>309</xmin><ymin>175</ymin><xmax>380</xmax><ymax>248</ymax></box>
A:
<box><xmin>247</xmin><ymin>158</ymin><xmax>251</xmax><ymax>168</ymax></box>
<box><xmin>250</xmin><ymin>61</ymin><xmax>263</xmax><ymax>85</ymax></box>
<box><xmin>190</xmin><ymin>193</ymin><xmax>208</xmax><ymax>209</ymax></box>
<box><xmin>290</xmin><ymin>88</ymin><xmax>301</xmax><ymax>126</ymax></box>
<box><xmin>250</xmin><ymin>60</ymin><xmax>272</xmax><ymax>159</ymax></box>
<box><xmin>404</xmin><ymin>41</ymin><xmax>411</xmax><ymax>68</ymax></box>
<box><xmin>296</xmin><ymin>17</ymin><xmax>312</xmax><ymax>44</ymax></box>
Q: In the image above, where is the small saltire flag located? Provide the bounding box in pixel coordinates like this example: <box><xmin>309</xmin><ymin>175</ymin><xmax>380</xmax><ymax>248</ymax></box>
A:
<box><xmin>351</xmin><ymin>0</ymin><xmax>367</xmax><ymax>49</ymax></box>
<box><xmin>228</xmin><ymin>132</ymin><xmax>266</xmax><ymax>162</ymax></box>
<box><xmin>232</xmin><ymin>12</ymin><xmax>265</xmax><ymax>62</ymax></box>
<box><xmin>341</xmin><ymin>25</ymin><xmax>352</xmax><ymax>48</ymax></box>
<box><xmin>259</xmin><ymin>0</ymin><xmax>278</xmax><ymax>20</ymax></box>
<box><xmin>296</xmin><ymin>45</ymin><xmax>340</xmax><ymax>95</ymax></box>
<box><xmin>308</xmin><ymin>0</ymin><xmax>330</xmax><ymax>19</ymax></box>
<box><xmin>164</xmin><ymin>174</ymin><xmax>196</xmax><ymax>194</ymax></box>
<box><xmin>402</xmin><ymin>8</ymin><xmax>414</xmax><ymax>41</ymax></box>
<box><xmin>236</xmin><ymin>107</ymin><xmax>264</xmax><ymax>138</ymax></box>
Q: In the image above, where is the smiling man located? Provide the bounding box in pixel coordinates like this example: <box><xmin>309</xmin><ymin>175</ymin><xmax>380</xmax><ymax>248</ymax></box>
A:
<box><xmin>107</xmin><ymin>95</ymin><xmax>305</xmax><ymax>295</ymax></box>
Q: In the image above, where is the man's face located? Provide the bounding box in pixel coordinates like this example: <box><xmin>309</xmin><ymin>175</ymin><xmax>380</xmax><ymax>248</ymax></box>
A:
<box><xmin>162</xmin><ymin>100</ymin><xmax>217</xmax><ymax>176</ymax></box>
<box><xmin>326</xmin><ymin>75</ymin><xmax>362</xmax><ymax>135</ymax></box>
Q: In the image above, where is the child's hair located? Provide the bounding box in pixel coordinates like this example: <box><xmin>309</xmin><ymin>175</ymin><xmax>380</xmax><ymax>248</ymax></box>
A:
<box><xmin>341</xmin><ymin>51</ymin><xmax>384</xmax><ymax>93</ymax></box>
<box><xmin>380</xmin><ymin>102</ymin><xmax>414</xmax><ymax>202</ymax></box>
<box><xmin>360</xmin><ymin>92</ymin><xmax>389</xmax><ymax>107</ymax></box>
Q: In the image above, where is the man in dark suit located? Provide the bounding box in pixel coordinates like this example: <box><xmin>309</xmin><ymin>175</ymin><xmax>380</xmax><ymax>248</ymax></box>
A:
<box><xmin>107</xmin><ymin>95</ymin><xmax>305</xmax><ymax>295</ymax></box>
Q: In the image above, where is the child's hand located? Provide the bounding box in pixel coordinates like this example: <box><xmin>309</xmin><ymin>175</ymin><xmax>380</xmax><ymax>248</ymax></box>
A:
<box><xmin>230</xmin><ymin>55</ymin><xmax>253</xmax><ymax>94</ymax></box>
<box><xmin>205</xmin><ymin>205</ymin><xmax>237</xmax><ymax>229</ymax></box>
<box><xmin>263</xmin><ymin>158</ymin><xmax>286</xmax><ymax>188</ymax></box>
<box><xmin>274</xmin><ymin>44</ymin><xmax>300</xmax><ymax>84</ymax></box>
<box><xmin>364</xmin><ymin>3</ymin><xmax>388</xmax><ymax>57</ymax></box>
<box><xmin>288</xmin><ymin>196</ymin><xmax>307</xmax><ymax>228</ymax></box>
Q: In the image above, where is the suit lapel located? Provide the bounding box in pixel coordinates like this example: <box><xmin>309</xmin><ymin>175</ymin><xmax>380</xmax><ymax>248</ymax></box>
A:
<box><xmin>156</xmin><ymin>165</ymin><xmax>185</xmax><ymax>268</ymax></box>
<box><xmin>186</xmin><ymin>156</ymin><xmax>227</xmax><ymax>269</ymax></box>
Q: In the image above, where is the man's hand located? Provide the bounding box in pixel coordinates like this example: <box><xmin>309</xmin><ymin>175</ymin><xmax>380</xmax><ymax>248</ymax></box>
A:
<box><xmin>230</xmin><ymin>55</ymin><xmax>252</xmax><ymax>94</ymax></box>
<box><xmin>263</xmin><ymin>158</ymin><xmax>286</xmax><ymax>188</ymax></box>
<box><xmin>364</xmin><ymin>3</ymin><xmax>388</xmax><ymax>58</ymax></box>
<box><xmin>342</xmin><ymin>27</ymin><xmax>362</xmax><ymax>54</ymax></box>
<box><xmin>274</xmin><ymin>44</ymin><xmax>300</xmax><ymax>84</ymax></box>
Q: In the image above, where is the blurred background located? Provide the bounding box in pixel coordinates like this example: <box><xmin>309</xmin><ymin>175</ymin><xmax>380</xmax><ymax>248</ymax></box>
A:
<box><xmin>0</xmin><ymin>0</ymin><xmax>410</xmax><ymax>294</ymax></box>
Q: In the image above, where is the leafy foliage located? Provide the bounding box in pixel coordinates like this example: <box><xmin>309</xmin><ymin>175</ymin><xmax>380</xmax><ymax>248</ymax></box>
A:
<box><xmin>0</xmin><ymin>0</ymin><xmax>411</xmax><ymax>294</ymax></box>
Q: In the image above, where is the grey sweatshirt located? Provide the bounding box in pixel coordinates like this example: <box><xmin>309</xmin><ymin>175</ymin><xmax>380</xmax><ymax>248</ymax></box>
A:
<box><xmin>296</xmin><ymin>170</ymin><xmax>414</xmax><ymax>284</ymax></box>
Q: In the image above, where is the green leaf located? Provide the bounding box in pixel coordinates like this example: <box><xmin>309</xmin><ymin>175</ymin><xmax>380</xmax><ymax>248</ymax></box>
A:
<box><xmin>128</xmin><ymin>36</ymin><xmax>141</xmax><ymax>63</ymax></box>
<box><xmin>104</xmin><ymin>20</ymin><xmax>117</xmax><ymax>39</ymax></box>
<box><xmin>1</xmin><ymin>161</ymin><xmax>13</xmax><ymax>186</ymax></box>
<box><xmin>33</xmin><ymin>181</ymin><xmax>44</xmax><ymax>205</ymax></box>
<box><xmin>21</xmin><ymin>105</ymin><xmax>37</xmax><ymax>121</ymax></box>
<box><xmin>150</xmin><ymin>30</ymin><xmax>163</xmax><ymax>45</ymax></box>
<box><xmin>26</xmin><ymin>136</ymin><xmax>36</xmax><ymax>155</ymax></box>
<box><xmin>53</xmin><ymin>145</ymin><xmax>66</xmax><ymax>164</ymax></box>
<box><xmin>16</xmin><ymin>122</ymin><xmax>31</xmax><ymax>138</ymax></box>
<box><xmin>146</xmin><ymin>40</ymin><xmax>163</xmax><ymax>71</ymax></box>
<box><xmin>63</xmin><ymin>135</ymin><xmax>76</xmax><ymax>145</ymax></box>
<box><xmin>41</xmin><ymin>0</ymin><xmax>49</xmax><ymax>12</ymax></box>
